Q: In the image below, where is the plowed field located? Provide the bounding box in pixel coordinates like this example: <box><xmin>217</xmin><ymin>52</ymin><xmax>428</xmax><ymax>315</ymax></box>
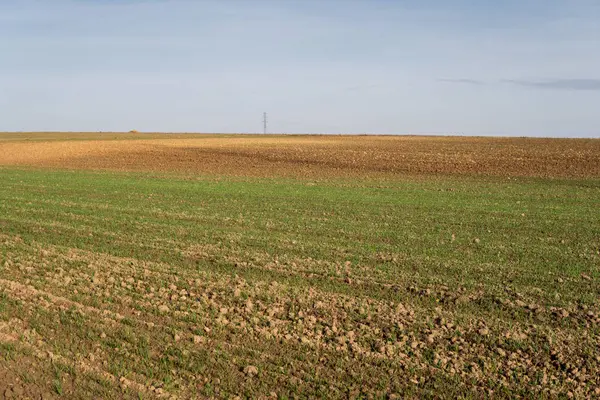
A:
<box><xmin>0</xmin><ymin>133</ymin><xmax>599</xmax><ymax>399</ymax></box>
<box><xmin>1</xmin><ymin>133</ymin><xmax>599</xmax><ymax>178</ymax></box>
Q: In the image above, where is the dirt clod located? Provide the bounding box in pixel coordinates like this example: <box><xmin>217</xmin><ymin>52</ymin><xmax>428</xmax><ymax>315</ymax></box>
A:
<box><xmin>244</xmin><ymin>365</ymin><xmax>259</xmax><ymax>377</ymax></box>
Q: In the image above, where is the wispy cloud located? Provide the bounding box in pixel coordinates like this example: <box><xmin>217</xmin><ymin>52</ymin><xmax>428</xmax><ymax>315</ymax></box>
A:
<box><xmin>343</xmin><ymin>84</ymin><xmax>385</xmax><ymax>91</ymax></box>
<box><xmin>439</xmin><ymin>78</ymin><xmax>600</xmax><ymax>92</ymax></box>
<box><xmin>503</xmin><ymin>79</ymin><xmax>600</xmax><ymax>91</ymax></box>
<box><xmin>437</xmin><ymin>78</ymin><xmax>485</xmax><ymax>85</ymax></box>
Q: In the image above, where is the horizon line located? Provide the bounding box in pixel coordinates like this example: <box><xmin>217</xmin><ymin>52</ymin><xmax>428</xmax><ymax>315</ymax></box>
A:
<box><xmin>1</xmin><ymin>131</ymin><xmax>599</xmax><ymax>140</ymax></box>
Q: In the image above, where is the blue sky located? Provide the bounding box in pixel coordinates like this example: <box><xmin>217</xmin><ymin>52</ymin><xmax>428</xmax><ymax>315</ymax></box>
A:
<box><xmin>1</xmin><ymin>0</ymin><xmax>599</xmax><ymax>136</ymax></box>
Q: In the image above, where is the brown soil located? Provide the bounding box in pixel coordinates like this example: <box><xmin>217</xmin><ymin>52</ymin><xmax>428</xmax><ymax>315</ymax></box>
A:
<box><xmin>1</xmin><ymin>133</ymin><xmax>599</xmax><ymax>178</ymax></box>
<box><xmin>0</xmin><ymin>356</ymin><xmax>58</xmax><ymax>400</ymax></box>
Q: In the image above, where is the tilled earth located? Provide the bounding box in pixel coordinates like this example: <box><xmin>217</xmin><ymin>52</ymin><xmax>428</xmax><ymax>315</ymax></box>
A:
<box><xmin>1</xmin><ymin>234</ymin><xmax>599</xmax><ymax>399</ymax></box>
<box><xmin>0</xmin><ymin>133</ymin><xmax>599</xmax><ymax>398</ymax></box>
<box><xmin>1</xmin><ymin>133</ymin><xmax>599</xmax><ymax>178</ymax></box>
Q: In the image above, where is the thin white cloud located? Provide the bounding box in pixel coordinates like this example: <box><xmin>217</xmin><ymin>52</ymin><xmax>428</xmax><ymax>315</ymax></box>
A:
<box><xmin>437</xmin><ymin>78</ymin><xmax>485</xmax><ymax>85</ymax></box>
<box><xmin>504</xmin><ymin>79</ymin><xmax>600</xmax><ymax>91</ymax></box>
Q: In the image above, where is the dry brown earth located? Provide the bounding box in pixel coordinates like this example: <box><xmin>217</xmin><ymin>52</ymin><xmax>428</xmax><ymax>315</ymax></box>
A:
<box><xmin>1</xmin><ymin>133</ymin><xmax>599</xmax><ymax>178</ymax></box>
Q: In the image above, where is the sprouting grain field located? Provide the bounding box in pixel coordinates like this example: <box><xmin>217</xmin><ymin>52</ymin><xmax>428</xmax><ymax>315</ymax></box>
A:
<box><xmin>0</xmin><ymin>133</ymin><xmax>599</xmax><ymax>399</ymax></box>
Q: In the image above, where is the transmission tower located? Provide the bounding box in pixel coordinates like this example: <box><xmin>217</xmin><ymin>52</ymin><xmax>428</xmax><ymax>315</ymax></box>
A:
<box><xmin>263</xmin><ymin>112</ymin><xmax>267</xmax><ymax>134</ymax></box>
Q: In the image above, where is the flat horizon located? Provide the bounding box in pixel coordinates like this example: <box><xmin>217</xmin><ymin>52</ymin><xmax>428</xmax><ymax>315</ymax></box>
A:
<box><xmin>2</xmin><ymin>131</ymin><xmax>599</xmax><ymax>139</ymax></box>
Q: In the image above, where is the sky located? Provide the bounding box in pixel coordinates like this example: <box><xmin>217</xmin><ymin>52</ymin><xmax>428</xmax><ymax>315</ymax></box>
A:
<box><xmin>1</xmin><ymin>0</ymin><xmax>599</xmax><ymax>137</ymax></box>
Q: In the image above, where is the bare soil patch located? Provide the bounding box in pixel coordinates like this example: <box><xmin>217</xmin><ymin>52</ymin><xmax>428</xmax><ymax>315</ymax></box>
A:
<box><xmin>1</xmin><ymin>133</ymin><xmax>599</xmax><ymax>178</ymax></box>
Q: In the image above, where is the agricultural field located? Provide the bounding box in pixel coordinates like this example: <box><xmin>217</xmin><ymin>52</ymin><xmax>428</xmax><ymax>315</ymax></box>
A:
<box><xmin>0</xmin><ymin>133</ymin><xmax>599</xmax><ymax>399</ymax></box>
